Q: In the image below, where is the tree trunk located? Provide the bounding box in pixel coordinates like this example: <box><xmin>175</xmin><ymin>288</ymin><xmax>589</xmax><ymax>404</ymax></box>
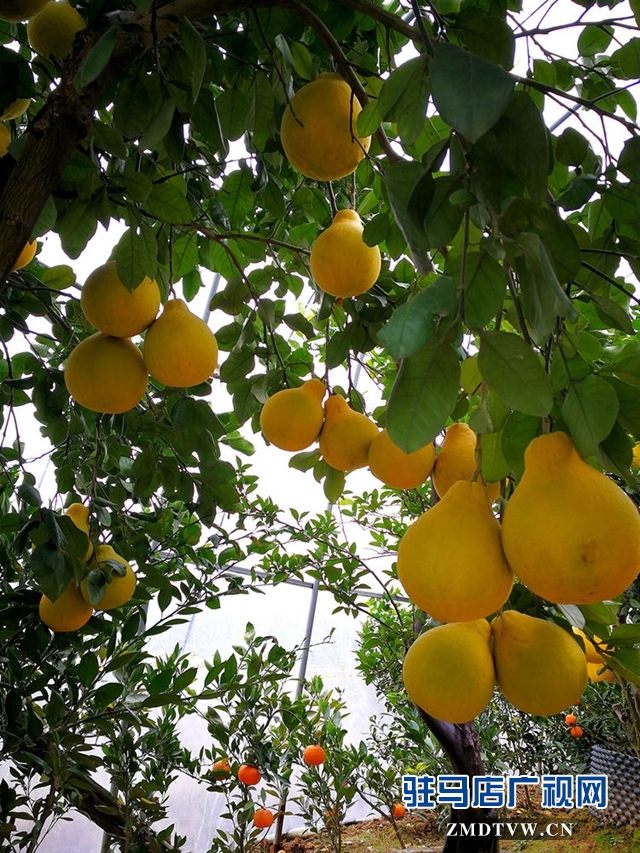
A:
<box><xmin>417</xmin><ymin>710</ymin><xmax>499</xmax><ymax>853</ymax></box>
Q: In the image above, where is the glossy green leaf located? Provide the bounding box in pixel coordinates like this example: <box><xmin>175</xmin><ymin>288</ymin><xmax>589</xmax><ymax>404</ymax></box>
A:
<box><xmin>324</xmin><ymin>466</ymin><xmax>345</xmax><ymax>504</ymax></box>
<box><xmin>387</xmin><ymin>337</ymin><xmax>460</xmax><ymax>453</ymax></box>
<box><xmin>577</xmin><ymin>24</ymin><xmax>613</xmax><ymax>58</ymax></box>
<box><xmin>377</xmin><ymin>56</ymin><xmax>430</xmax><ymax>145</ymax></box>
<box><xmin>561</xmin><ymin>374</ymin><xmax>619</xmax><ymax>458</ymax></box>
<box><xmin>618</xmin><ymin>136</ymin><xmax>640</xmax><ymax>183</ymax></box>
<box><xmin>377</xmin><ymin>275</ymin><xmax>458</xmax><ymax>360</ymax></box>
<box><xmin>430</xmin><ymin>42</ymin><xmax>515</xmax><ymax>142</ymax></box>
<box><xmin>73</xmin><ymin>26</ymin><xmax>117</xmax><ymax>90</ymax></box>
<box><xmin>478</xmin><ymin>330</ymin><xmax>553</xmax><ymax>416</ymax></box>
<box><xmin>383</xmin><ymin>161</ymin><xmax>434</xmax><ymax>273</ymax></box>
<box><xmin>447</xmin><ymin>252</ymin><xmax>505</xmax><ymax>329</ymax></box>
<box><xmin>501</xmin><ymin>411</ymin><xmax>543</xmax><ymax>482</ymax></box>
<box><xmin>28</xmin><ymin>543</ymin><xmax>70</xmax><ymax>602</ymax></box>
<box><xmin>556</xmin><ymin>127</ymin><xmax>589</xmax><ymax>166</ymax></box>
<box><xmin>113</xmin><ymin>224</ymin><xmax>158</xmax><ymax>290</ymax></box>
<box><xmin>480</xmin><ymin>431</ymin><xmax>510</xmax><ymax>482</ymax></box>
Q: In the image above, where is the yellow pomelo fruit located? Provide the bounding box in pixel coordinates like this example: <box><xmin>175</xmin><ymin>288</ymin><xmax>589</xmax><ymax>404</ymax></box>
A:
<box><xmin>0</xmin><ymin>0</ymin><xmax>46</xmax><ymax>19</ymax></box>
<box><xmin>64</xmin><ymin>502</ymin><xmax>93</xmax><ymax>561</ymax></box>
<box><xmin>27</xmin><ymin>0</ymin><xmax>85</xmax><ymax>58</ymax></box>
<box><xmin>309</xmin><ymin>209</ymin><xmax>381</xmax><ymax>299</ymax></box>
<box><xmin>491</xmin><ymin>610</ymin><xmax>588</xmax><ymax>716</ymax></box>
<box><xmin>260</xmin><ymin>378</ymin><xmax>326</xmax><ymax>451</ymax></box>
<box><xmin>0</xmin><ymin>124</ymin><xmax>10</xmax><ymax>157</ymax></box>
<box><xmin>587</xmin><ymin>662</ymin><xmax>616</xmax><ymax>683</ymax></box>
<box><xmin>402</xmin><ymin>620</ymin><xmax>495</xmax><ymax>723</ymax></box>
<box><xmin>64</xmin><ymin>332</ymin><xmax>148</xmax><ymax>414</ymax></box>
<box><xmin>368</xmin><ymin>429</ymin><xmax>435</xmax><ymax>490</ymax></box>
<box><xmin>0</xmin><ymin>98</ymin><xmax>30</xmax><ymax>121</ymax></box>
<box><xmin>572</xmin><ymin>627</ymin><xmax>610</xmax><ymax>665</ymax></box>
<box><xmin>81</xmin><ymin>544</ymin><xmax>137</xmax><ymax>610</ymax></box>
<box><xmin>143</xmin><ymin>299</ymin><xmax>218</xmax><ymax>388</ymax></box>
<box><xmin>397</xmin><ymin>480</ymin><xmax>513</xmax><ymax>623</ymax></box>
<box><xmin>319</xmin><ymin>394</ymin><xmax>379</xmax><ymax>471</ymax></box>
<box><xmin>280</xmin><ymin>72</ymin><xmax>370</xmax><ymax>181</ymax></box>
<box><xmin>632</xmin><ymin>441</ymin><xmax>640</xmax><ymax>468</ymax></box>
<box><xmin>433</xmin><ymin>423</ymin><xmax>501</xmax><ymax>504</ymax></box>
<box><xmin>502</xmin><ymin>431</ymin><xmax>640</xmax><ymax>604</ymax></box>
<box><xmin>39</xmin><ymin>580</ymin><xmax>93</xmax><ymax>632</ymax></box>
<box><xmin>81</xmin><ymin>261</ymin><xmax>160</xmax><ymax>338</ymax></box>
<box><xmin>12</xmin><ymin>240</ymin><xmax>37</xmax><ymax>271</ymax></box>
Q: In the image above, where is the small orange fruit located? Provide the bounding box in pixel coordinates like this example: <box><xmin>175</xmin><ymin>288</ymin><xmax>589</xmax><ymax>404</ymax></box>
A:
<box><xmin>392</xmin><ymin>803</ymin><xmax>406</xmax><ymax>819</ymax></box>
<box><xmin>211</xmin><ymin>758</ymin><xmax>231</xmax><ymax>777</ymax></box>
<box><xmin>564</xmin><ymin>713</ymin><xmax>577</xmax><ymax>726</ymax></box>
<box><xmin>310</xmin><ymin>209</ymin><xmax>381</xmax><ymax>299</ymax></box>
<box><xmin>303</xmin><ymin>744</ymin><xmax>326</xmax><ymax>766</ymax></box>
<box><xmin>237</xmin><ymin>764</ymin><xmax>261</xmax><ymax>786</ymax></box>
<box><xmin>253</xmin><ymin>808</ymin><xmax>274</xmax><ymax>829</ymax></box>
<box><xmin>570</xmin><ymin>725</ymin><xmax>584</xmax><ymax>738</ymax></box>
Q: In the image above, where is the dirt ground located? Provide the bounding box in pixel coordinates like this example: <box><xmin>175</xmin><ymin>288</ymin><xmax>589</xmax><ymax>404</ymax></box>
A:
<box><xmin>276</xmin><ymin>801</ymin><xmax>640</xmax><ymax>853</ymax></box>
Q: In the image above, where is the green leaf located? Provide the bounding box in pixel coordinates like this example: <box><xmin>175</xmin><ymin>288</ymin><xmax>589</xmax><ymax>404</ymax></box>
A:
<box><xmin>430</xmin><ymin>42</ymin><xmax>515</xmax><ymax>142</ymax></box>
<box><xmin>180</xmin><ymin>18</ymin><xmax>207</xmax><ymax>102</ymax></box>
<box><xmin>577</xmin><ymin>24</ymin><xmax>613</xmax><ymax>57</ymax></box>
<box><xmin>42</xmin><ymin>265</ymin><xmax>76</xmax><ymax>290</ymax></box>
<box><xmin>140</xmin><ymin>97</ymin><xmax>176</xmax><ymax>150</ymax></box>
<box><xmin>480</xmin><ymin>431</ymin><xmax>510</xmax><ymax>482</ymax></box>
<box><xmin>446</xmin><ymin>252</ymin><xmax>505</xmax><ymax>329</ymax></box>
<box><xmin>57</xmin><ymin>201</ymin><xmax>97</xmax><ymax>259</ymax></box>
<box><xmin>461</xmin><ymin>13</ymin><xmax>515</xmax><ymax>70</ymax></box>
<box><xmin>561</xmin><ymin>374</ymin><xmax>619</xmax><ymax>458</ymax></box>
<box><xmin>491</xmin><ymin>91</ymin><xmax>548</xmax><ymax>202</ymax></box>
<box><xmin>290</xmin><ymin>42</ymin><xmax>315</xmax><ymax>80</ymax></box>
<box><xmin>590</xmin><ymin>293</ymin><xmax>635</xmax><ymax>335</ymax></box>
<box><xmin>513</xmin><ymin>232</ymin><xmax>578</xmax><ymax>342</ymax></box>
<box><xmin>478</xmin><ymin>330</ymin><xmax>553</xmax><ymax>417</ymax></box>
<box><xmin>28</xmin><ymin>543</ymin><xmax>71</xmax><ymax>602</ymax></box>
<box><xmin>220</xmin><ymin>169</ymin><xmax>255</xmax><ymax>230</ymax></box>
<box><xmin>555</xmin><ymin>174</ymin><xmax>598</xmax><ymax>211</ymax></box>
<box><xmin>73</xmin><ymin>26</ymin><xmax>117</xmax><ymax>90</ymax></box>
<box><xmin>377</xmin><ymin>276</ymin><xmax>458</xmax><ymax>360</ymax></box>
<box><xmin>556</xmin><ymin>127</ymin><xmax>589</xmax><ymax>166</ymax></box>
<box><xmin>387</xmin><ymin>337</ymin><xmax>461</xmax><ymax>453</ymax></box>
<box><xmin>501</xmin><ymin>411</ymin><xmax>543</xmax><ymax>482</ymax></box>
<box><xmin>611</xmin><ymin>38</ymin><xmax>640</xmax><ymax>80</ymax></box>
<box><xmin>423</xmin><ymin>176</ymin><xmax>464</xmax><ymax>248</ymax></box>
<box><xmin>618</xmin><ymin>136</ymin><xmax>640</xmax><ymax>183</ymax></box>
<box><xmin>113</xmin><ymin>224</ymin><xmax>158</xmax><ymax>290</ymax></box>
<box><xmin>146</xmin><ymin>177</ymin><xmax>192</xmax><ymax>225</ymax></box>
<box><xmin>324</xmin><ymin>466</ymin><xmax>345</xmax><ymax>504</ymax></box>
<box><xmin>383</xmin><ymin>161</ymin><xmax>434</xmax><ymax>273</ymax></box>
<box><xmin>377</xmin><ymin>56</ymin><xmax>430</xmax><ymax>146</ymax></box>
<box><xmin>326</xmin><ymin>329</ymin><xmax>351</xmax><ymax>369</ymax></box>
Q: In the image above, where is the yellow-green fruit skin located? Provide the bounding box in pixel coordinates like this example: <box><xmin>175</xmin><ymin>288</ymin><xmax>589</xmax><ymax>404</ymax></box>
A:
<box><xmin>309</xmin><ymin>210</ymin><xmax>381</xmax><ymax>298</ymax></box>
<box><xmin>491</xmin><ymin>610</ymin><xmax>588</xmax><ymax>716</ymax></box>
<box><xmin>81</xmin><ymin>544</ymin><xmax>136</xmax><ymax>610</ymax></box>
<box><xmin>319</xmin><ymin>394</ymin><xmax>379</xmax><ymax>472</ymax></box>
<box><xmin>433</xmin><ymin>422</ymin><xmax>501</xmax><ymax>503</ymax></box>
<box><xmin>81</xmin><ymin>261</ymin><xmax>160</xmax><ymax>338</ymax></box>
<box><xmin>39</xmin><ymin>580</ymin><xmax>93</xmax><ymax>632</ymax></box>
<box><xmin>27</xmin><ymin>0</ymin><xmax>85</xmax><ymax>58</ymax></box>
<box><xmin>0</xmin><ymin>124</ymin><xmax>10</xmax><ymax>157</ymax></box>
<box><xmin>280</xmin><ymin>73</ymin><xmax>370</xmax><ymax>181</ymax></box>
<box><xmin>402</xmin><ymin>620</ymin><xmax>495</xmax><ymax>724</ymax></box>
<box><xmin>12</xmin><ymin>240</ymin><xmax>37</xmax><ymax>271</ymax></box>
<box><xmin>368</xmin><ymin>429</ymin><xmax>435</xmax><ymax>490</ymax></box>
<box><xmin>64</xmin><ymin>502</ymin><xmax>93</xmax><ymax>561</ymax></box>
<box><xmin>502</xmin><ymin>431</ymin><xmax>640</xmax><ymax>604</ymax></box>
<box><xmin>260</xmin><ymin>378</ymin><xmax>326</xmax><ymax>452</ymax></box>
<box><xmin>143</xmin><ymin>299</ymin><xmax>218</xmax><ymax>388</ymax></box>
<box><xmin>397</xmin><ymin>480</ymin><xmax>513</xmax><ymax>623</ymax></box>
<box><xmin>0</xmin><ymin>98</ymin><xmax>29</xmax><ymax>121</ymax></box>
<box><xmin>0</xmin><ymin>0</ymin><xmax>47</xmax><ymax>20</ymax></box>
<box><xmin>64</xmin><ymin>332</ymin><xmax>148</xmax><ymax>414</ymax></box>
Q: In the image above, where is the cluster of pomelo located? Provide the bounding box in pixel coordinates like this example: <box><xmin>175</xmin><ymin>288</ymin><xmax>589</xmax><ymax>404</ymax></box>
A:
<box><xmin>280</xmin><ymin>73</ymin><xmax>381</xmax><ymax>301</ymax></box>
<box><xmin>259</xmin><ymin>379</ymin><xmax>440</xmax><ymax>491</ymax></box>
<box><xmin>400</xmin><ymin>429</ymin><xmax>638</xmax><ymax>724</ymax></box>
<box><xmin>64</xmin><ymin>261</ymin><xmax>218</xmax><ymax>414</ymax></box>
<box><xmin>38</xmin><ymin>503</ymin><xmax>137</xmax><ymax>632</ymax></box>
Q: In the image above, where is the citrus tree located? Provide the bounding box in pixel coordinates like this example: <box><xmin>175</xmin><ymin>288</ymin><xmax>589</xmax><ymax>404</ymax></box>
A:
<box><xmin>2</xmin><ymin>0</ymin><xmax>640</xmax><ymax>850</ymax></box>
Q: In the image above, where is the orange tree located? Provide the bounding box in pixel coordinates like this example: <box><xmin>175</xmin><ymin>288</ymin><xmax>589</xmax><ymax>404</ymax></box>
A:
<box><xmin>2</xmin><ymin>0</ymin><xmax>640</xmax><ymax>850</ymax></box>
